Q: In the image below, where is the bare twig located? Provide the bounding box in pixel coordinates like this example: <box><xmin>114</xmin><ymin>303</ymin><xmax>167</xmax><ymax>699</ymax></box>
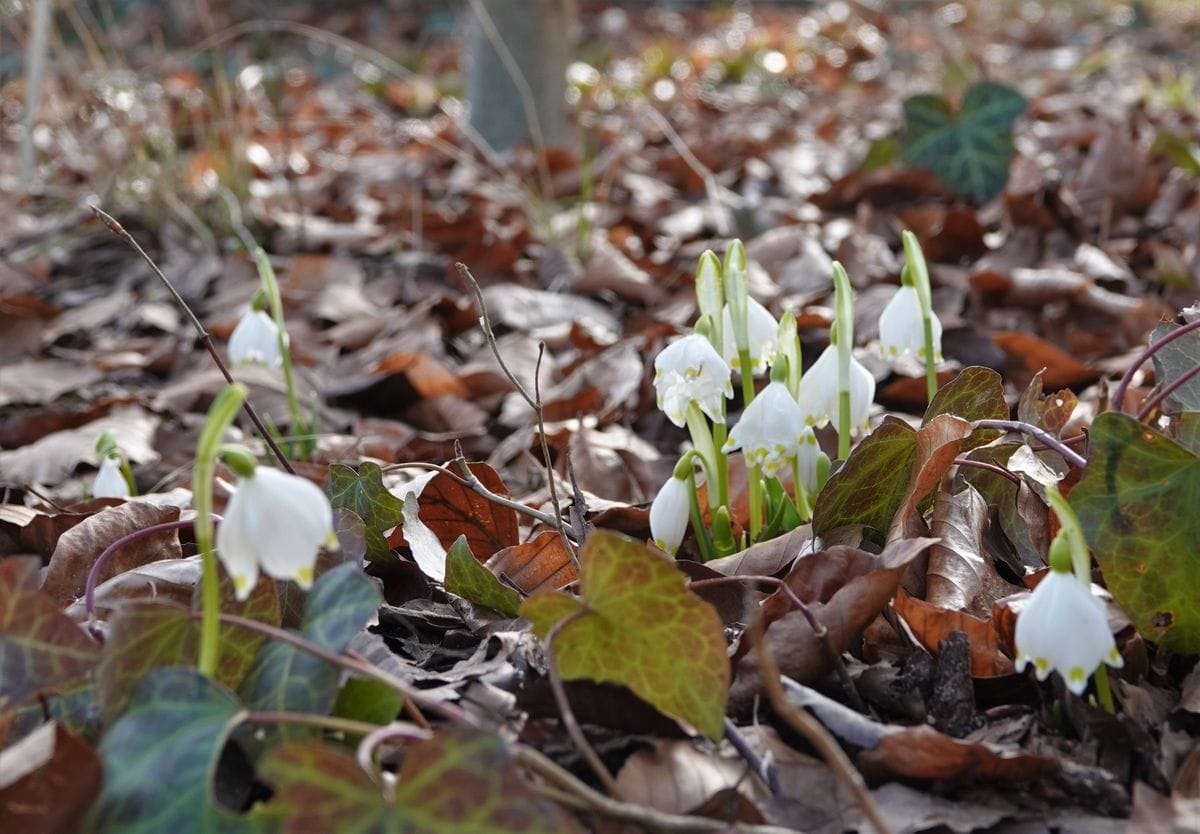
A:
<box><xmin>1137</xmin><ymin>361</ymin><xmax>1200</xmax><ymax>421</ymax></box>
<box><xmin>545</xmin><ymin>610</ymin><xmax>620</xmax><ymax>797</ymax></box>
<box><xmin>535</xmin><ymin>343</ymin><xmax>578</xmax><ymax>564</ymax></box>
<box><xmin>750</xmin><ymin>615</ymin><xmax>892</xmax><ymax>834</ymax></box>
<box><xmin>386</xmin><ymin>461</ymin><xmax>559</xmax><ymax>527</ymax></box>
<box><xmin>455</xmin><ymin>262</ymin><xmax>580</xmax><ymax>571</ymax></box>
<box><xmin>1111</xmin><ymin>318</ymin><xmax>1200</xmax><ymax>414</ymax></box>
<box><xmin>640</xmin><ymin>106</ymin><xmax>738</xmax><ymax>237</ymax></box>
<box><xmin>723</xmin><ymin>717</ymin><xmax>782</xmax><ymax>796</ymax></box>
<box><xmin>971</xmin><ymin>419</ymin><xmax>1088</xmax><ymax>470</ymax></box>
<box><xmin>89</xmin><ymin>206</ymin><xmax>295</xmax><ymax>474</ymax></box>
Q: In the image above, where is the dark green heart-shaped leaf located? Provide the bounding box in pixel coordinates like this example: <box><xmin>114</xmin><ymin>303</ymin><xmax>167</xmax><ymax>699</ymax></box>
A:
<box><xmin>1150</xmin><ymin>322</ymin><xmax>1200</xmax><ymax>412</ymax></box>
<box><xmin>444</xmin><ymin>535</ymin><xmax>521</xmax><ymax>617</ymax></box>
<box><xmin>813</xmin><ymin>418</ymin><xmax>917</xmax><ymax>541</ymax></box>
<box><xmin>902</xmin><ymin>82</ymin><xmax>1026</xmax><ymax>201</ymax></box>
<box><xmin>924</xmin><ymin>366</ymin><xmax>1007</xmax><ymax>450</ymax></box>
<box><xmin>1070</xmin><ymin>412</ymin><xmax>1200</xmax><ymax>652</ymax></box>
<box><xmin>521</xmin><ymin>531</ymin><xmax>729</xmax><ymax>740</ymax></box>
<box><xmin>327</xmin><ymin>462</ymin><xmax>406</xmax><ymax>561</ymax></box>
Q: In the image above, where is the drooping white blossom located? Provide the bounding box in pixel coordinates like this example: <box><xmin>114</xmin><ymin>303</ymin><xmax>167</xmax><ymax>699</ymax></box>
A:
<box><xmin>229</xmin><ymin>309</ymin><xmax>285</xmax><ymax>368</ymax></box>
<box><xmin>722</xmin><ymin>298</ymin><xmax>780</xmax><ymax>375</ymax></box>
<box><xmin>649</xmin><ymin>475</ymin><xmax>691</xmax><ymax>555</ymax></box>
<box><xmin>1014</xmin><ymin>569</ymin><xmax>1124</xmax><ymax>695</ymax></box>
<box><xmin>796</xmin><ymin>345</ymin><xmax>875</xmax><ymax>432</ymax></box>
<box><xmin>92</xmin><ymin>456</ymin><xmax>130</xmax><ymax>499</ymax></box>
<box><xmin>216</xmin><ymin>467</ymin><xmax>336</xmax><ymax>599</ymax></box>
<box><xmin>722</xmin><ymin>381</ymin><xmax>805</xmax><ymax>478</ymax></box>
<box><xmin>878</xmin><ymin>285</ymin><xmax>943</xmax><ymax>363</ymax></box>
<box><xmin>653</xmin><ymin>334</ymin><xmax>733</xmax><ymax>427</ymax></box>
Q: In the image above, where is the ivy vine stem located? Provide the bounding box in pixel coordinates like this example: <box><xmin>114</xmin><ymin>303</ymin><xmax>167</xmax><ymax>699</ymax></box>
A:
<box><xmin>1110</xmin><ymin>317</ymin><xmax>1200</xmax><ymax>413</ymax></box>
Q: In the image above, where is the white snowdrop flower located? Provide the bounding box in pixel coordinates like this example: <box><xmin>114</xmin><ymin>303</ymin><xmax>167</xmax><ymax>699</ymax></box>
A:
<box><xmin>653</xmin><ymin>334</ymin><xmax>733</xmax><ymax>427</ymax></box>
<box><xmin>229</xmin><ymin>309</ymin><xmax>285</xmax><ymax>368</ymax></box>
<box><xmin>722</xmin><ymin>381</ymin><xmax>805</xmax><ymax>478</ymax></box>
<box><xmin>796</xmin><ymin>345</ymin><xmax>875</xmax><ymax>432</ymax></box>
<box><xmin>878</xmin><ymin>285</ymin><xmax>943</xmax><ymax>362</ymax></box>
<box><xmin>92</xmin><ymin>456</ymin><xmax>130</xmax><ymax>499</ymax></box>
<box><xmin>216</xmin><ymin>467</ymin><xmax>337</xmax><ymax>600</ymax></box>
<box><xmin>649</xmin><ymin>475</ymin><xmax>691</xmax><ymax>556</ymax></box>
<box><xmin>1014</xmin><ymin>569</ymin><xmax>1124</xmax><ymax>695</ymax></box>
<box><xmin>722</xmin><ymin>298</ymin><xmax>780</xmax><ymax>374</ymax></box>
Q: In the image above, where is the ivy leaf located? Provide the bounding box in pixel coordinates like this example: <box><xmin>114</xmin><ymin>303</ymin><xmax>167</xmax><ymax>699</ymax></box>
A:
<box><xmin>0</xmin><ymin>557</ymin><xmax>99</xmax><ymax>711</ymax></box>
<box><xmin>88</xmin><ymin>667</ymin><xmax>256</xmax><ymax>834</ymax></box>
<box><xmin>521</xmin><ymin>531</ymin><xmax>729</xmax><ymax>740</ymax></box>
<box><xmin>813</xmin><ymin>418</ymin><xmax>916</xmax><ymax>542</ymax></box>
<box><xmin>239</xmin><ymin>563</ymin><xmax>381</xmax><ymax>720</ymax></box>
<box><xmin>1149</xmin><ymin>321</ymin><xmax>1200</xmax><ymax>412</ymax></box>
<box><xmin>1070</xmin><ymin>412</ymin><xmax>1200</xmax><ymax>652</ymax></box>
<box><xmin>444</xmin><ymin>535</ymin><xmax>522</xmax><ymax>617</ymax></box>
<box><xmin>924</xmin><ymin>366</ymin><xmax>1007</xmax><ymax>450</ymax></box>
<box><xmin>902</xmin><ymin>82</ymin><xmax>1026</xmax><ymax>201</ymax></box>
<box><xmin>327</xmin><ymin>462</ymin><xmax>406</xmax><ymax>562</ymax></box>
<box><xmin>261</xmin><ymin>730</ymin><xmax>577</xmax><ymax>834</ymax></box>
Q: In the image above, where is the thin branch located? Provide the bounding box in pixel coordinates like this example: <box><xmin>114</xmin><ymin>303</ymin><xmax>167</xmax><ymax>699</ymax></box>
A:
<box><xmin>751</xmin><ymin>618</ymin><xmax>892</xmax><ymax>834</ymax></box>
<box><xmin>386</xmin><ymin>461</ymin><xmax>559</xmax><ymax>527</ymax></box>
<box><xmin>971</xmin><ymin>419</ymin><xmax>1088</xmax><ymax>470</ymax></box>
<box><xmin>545</xmin><ymin>609</ymin><xmax>621</xmax><ymax>796</ymax></box>
<box><xmin>89</xmin><ymin>206</ymin><xmax>295</xmax><ymax>474</ymax></box>
<box><xmin>723</xmin><ymin>717</ymin><xmax>782</xmax><ymax>796</ymax></box>
<box><xmin>1111</xmin><ymin>318</ymin><xmax>1200</xmax><ymax>413</ymax></box>
<box><xmin>640</xmin><ymin>105</ymin><xmax>738</xmax><ymax>237</ymax></box>
<box><xmin>535</xmin><ymin>342</ymin><xmax>577</xmax><ymax>564</ymax></box>
<box><xmin>1137</xmin><ymin>361</ymin><xmax>1200</xmax><ymax>421</ymax></box>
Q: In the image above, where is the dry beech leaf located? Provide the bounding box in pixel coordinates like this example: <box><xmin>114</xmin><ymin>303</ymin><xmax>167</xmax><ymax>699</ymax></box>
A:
<box><xmin>0</xmin><ymin>721</ymin><xmax>102</xmax><ymax>834</ymax></box>
<box><xmin>615</xmin><ymin>740</ymin><xmax>759</xmax><ymax>816</ymax></box>
<box><xmin>417</xmin><ymin>461</ymin><xmax>519</xmax><ymax>560</ymax></box>
<box><xmin>893</xmin><ymin>588</ymin><xmax>1014</xmax><ymax>677</ymax></box>
<box><xmin>991</xmin><ymin>330</ymin><xmax>1098</xmax><ymax>390</ymax></box>
<box><xmin>485</xmin><ymin>530</ymin><xmax>577</xmax><ymax>594</ymax></box>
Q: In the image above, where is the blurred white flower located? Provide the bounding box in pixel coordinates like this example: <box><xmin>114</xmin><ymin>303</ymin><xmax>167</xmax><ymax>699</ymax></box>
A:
<box><xmin>216</xmin><ymin>467</ymin><xmax>337</xmax><ymax>600</ymax></box>
<box><xmin>722</xmin><ymin>298</ymin><xmax>779</xmax><ymax>374</ymax></box>
<box><xmin>796</xmin><ymin>345</ymin><xmax>875</xmax><ymax>432</ymax></box>
<box><xmin>92</xmin><ymin>456</ymin><xmax>130</xmax><ymax>499</ymax></box>
<box><xmin>649</xmin><ymin>475</ymin><xmax>691</xmax><ymax>555</ymax></box>
<box><xmin>654</xmin><ymin>334</ymin><xmax>733</xmax><ymax>427</ymax></box>
<box><xmin>1014</xmin><ymin>569</ymin><xmax>1123</xmax><ymax>695</ymax></box>
<box><xmin>229</xmin><ymin>309</ymin><xmax>285</xmax><ymax>368</ymax></box>
<box><xmin>878</xmin><ymin>285</ymin><xmax>942</xmax><ymax>363</ymax></box>
<box><xmin>722</xmin><ymin>381</ymin><xmax>804</xmax><ymax>478</ymax></box>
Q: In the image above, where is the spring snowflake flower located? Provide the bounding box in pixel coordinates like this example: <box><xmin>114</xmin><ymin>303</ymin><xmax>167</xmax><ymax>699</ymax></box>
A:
<box><xmin>796</xmin><ymin>345</ymin><xmax>875</xmax><ymax>432</ymax></box>
<box><xmin>92</xmin><ymin>456</ymin><xmax>130</xmax><ymax>499</ymax></box>
<box><xmin>229</xmin><ymin>309</ymin><xmax>285</xmax><ymax>368</ymax></box>
<box><xmin>722</xmin><ymin>381</ymin><xmax>805</xmax><ymax>478</ymax></box>
<box><xmin>216</xmin><ymin>467</ymin><xmax>337</xmax><ymax>600</ymax></box>
<box><xmin>878</xmin><ymin>285</ymin><xmax>943</xmax><ymax>362</ymax></box>
<box><xmin>654</xmin><ymin>334</ymin><xmax>733</xmax><ymax>427</ymax></box>
<box><xmin>649</xmin><ymin>475</ymin><xmax>691</xmax><ymax>555</ymax></box>
<box><xmin>1014</xmin><ymin>569</ymin><xmax>1123</xmax><ymax>695</ymax></box>
<box><xmin>722</xmin><ymin>298</ymin><xmax>780</xmax><ymax>374</ymax></box>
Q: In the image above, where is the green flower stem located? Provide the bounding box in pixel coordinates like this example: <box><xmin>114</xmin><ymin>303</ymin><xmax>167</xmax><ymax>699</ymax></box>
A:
<box><xmin>711</xmin><ymin>422</ymin><xmax>731</xmax><ymax>511</ymax></box>
<box><xmin>253</xmin><ymin>248</ymin><xmax>305</xmax><ymax>455</ymax></box>
<box><xmin>194</xmin><ymin>383</ymin><xmax>248</xmax><ymax>678</ymax></box>
<box><xmin>1046</xmin><ymin>484</ymin><xmax>1116</xmax><ymax>714</ymax></box>
<box><xmin>831</xmin><ymin>262</ymin><xmax>854</xmax><ymax>461</ymax></box>
<box><xmin>686</xmin><ymin>468</ymin><xmax>717</xmax><ymax>562</ymax></box>
<box><xmin>922</xmin><ymin>315</ymin><xmax>938</xmax><ymax>403</ymax></box>
<box><xmin>791</xmin><ymin>459</ymin><xmax>812</xmax><ymax>521</ymax></box>
<box><xmin>685</xmin><ymin>404</ymin><xmax>721</xmax><ymax>509</ymax></box>
<box><xmin>747</xmin><ymin>463</ymin><xmax>763</xmax><ymax>540</ymax></box>
<box><xmin>837</xmin><ymin>389</ymin><xmax>851</xmax><ymax>461</ymax></box>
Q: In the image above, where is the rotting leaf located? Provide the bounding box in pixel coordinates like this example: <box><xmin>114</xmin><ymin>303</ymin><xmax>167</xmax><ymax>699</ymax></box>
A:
<box><xmin>417</xmin><ymin>461</ymin><xmax>519</xmax><ymax>560</ymax></box>
<box><xmin>859</xmin><ymin>724</ymin><xmax>1059</xmax><ymax>784</ymax></box>
<box><xmin>923</xmin><ymin>366</ymin><xmax>1007</xmax><ymax>451</ymax></box>
<box><xmin>813</xmin><ymin>417</ymin><xmax>916</xmax><ymax>543</ymax></box>
<box><xmin>958</xmin><ymin>443</ymin><xmax>1049</xmax><ymax>570</ymax></box>
<box><xmin>925</xmin><ymin>487</ymin><xmax>1024</xmax><ymax>617</ymax></box>
<box><xmin>444</xmin><ymin>535</ymin><xmax>521</xmax><ymax>617</ymax></box>
<box><xmin>327</xmin><ymin>462</ymin><xmax>406</xmax><ymax>562</ymax></box>
<box><xmin>0</xmin><ymin>721</ymin><xmax>102</xmax><ymax>834</ymax></box>
<box><xmin>261</xmin><ymin>730</ymin><xmax>578</xmax><ymax>834</ymax></box>
<box><xmin>0</xmin><ymin>557</ymin><xmax>99</xmax><ymax>712</ymax></box>
<box><xmin>521</xmin><ymin>530</ymin><xmax>729</xmax><ymax>740</ymax></box>
<box><xmin>486</xmin><ymin>530</ymin><xmax>578</xmax><ymax>594</ymax></box>
<box><xmin>887</xmin><ymin>414</ymin><xmax>973</xmax><ymax>542</ymax></box>
<box><xmin>1016</xmin><ymin>369</ymin><xmax>1078</xmax><ymax>437</ymax></box>
<box><xmin>893</xmin><ymin>589</ymin><xmax>1014</xmax><ymax>677</ymax></box>
<box><xmin>1070</xmin><ymin>412</ymin><xmax>1200</xmax><ymax>652</ymax></box>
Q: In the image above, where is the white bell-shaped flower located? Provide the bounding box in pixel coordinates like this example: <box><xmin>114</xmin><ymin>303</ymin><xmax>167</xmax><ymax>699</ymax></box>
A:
<box><xmin>878</xmin><ymin>285</ymin><xmax>942</xmax><ymax>362</ymax></box>
<box><xmin>1014</xmin><ymin>569</ymin><xmax>1123</xmax><ymax>695</ymax></box>
<box><xmin>229</xmin><ymin>309</ymin><xmax>285</xmax><ymax>368</ymax></box>
<box><xmin>216</xmin><ymin>467</ymin><xmax>337</xmax><ymax>600</ymax></box>
<box><xmin>722</xmin><ymin>298</ymin><xmax>780</xmax><ymax>375</ymax></box>
<box><xmin>649</xmin><ymin>475</ymin><xmax>691</xmax><ymax>556</ymax></box>
<box><xmin>92</xmin><ymin>456</ymin><xmax>130</xmax><ymax>499</ymax></box>
<box><xmin>722</xmin><ymin>381</ymin><xmax>805</xmax><ymax>478</ymax></box>
<box><xmin>796</xmin><ymin>345</ymin><xmax>875</xmax><ymax>432</ymax></box>
<box><xmin>654</xmin><ymin>334</ymin><xmax>733</xmax><ymax>427</ymax></box>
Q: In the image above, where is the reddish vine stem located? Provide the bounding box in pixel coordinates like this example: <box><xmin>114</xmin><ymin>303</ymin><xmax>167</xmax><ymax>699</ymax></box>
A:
<box><xmin>1136</xmin><ymin>361</ymin><xmax>1200</xmax><ymax>421</ymax></box>
<box><xmin>972</xmin><ymin>419</ymin><xmax>1088</xmax><ymax>469</ymax></box>
<box><xmin>355</xmin><ymin>723</ymin><xmax>433</xmax><ymax>790</ymax></box>
<box><xmin>1111</xmin><ymin>318</ymin><xmax>1200</xmax><ymax>414</ymax></box>
<box><xmin>952</xmin><ymin>457</ymin><xmax>1021</xmax><ymax>484</ymax></box>
<box><xmin>84</xmin><ymin>518</ymin><xmax>201</xmax><ymax>622</ymax></box>
<box><xmin>89</xmin><ymin>205</ymin><xmax>295</xmax><ymax>475</ymax></box>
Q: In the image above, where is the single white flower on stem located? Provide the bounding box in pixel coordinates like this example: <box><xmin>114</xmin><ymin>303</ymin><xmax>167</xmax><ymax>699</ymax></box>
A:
<box><xmin>1014</xmin><ymin>569</ymin><xmax>1124</xmax><ymax>695</ymax></box>
<box><xmin>796</xmin><ymin>345</ymin><xmax>875</xmax><ymax>432</ymax></box>
<box><xmin>92</xmin><ymin>456</ymin><xmax>130</xmax><ymax>499</ymax></box>
<box><xmin>879</xmin><ymin>285</ymin><xmax>943</xmax><ymax>362</ymax></box>
<box><xmin>229</xmin><ymin>309</ymin><xmax>285</xmax><ymax>368</ymax></box>
<box><xmin>722</xmin><ymin>298</ymin><xmax>780</xmax><ymax>375</ymax></box>
<box><xmin>722</xmin><ymin>381</ymin><xmax>805</xmax><ymax>478</ymax></box>
<box><xmin>649</xmin><ymin>475</ymin><xmax>691</xmax><ymax>556</ymax></box>
<box><xmin>653</xmin><ymin>334</ymin><xmax>733</xmax><ymax>427</ymax></box>
<box><xmin>216</xmin><ymin>466</ymin><xmax>337</xmax><ymax>600</ymax></box>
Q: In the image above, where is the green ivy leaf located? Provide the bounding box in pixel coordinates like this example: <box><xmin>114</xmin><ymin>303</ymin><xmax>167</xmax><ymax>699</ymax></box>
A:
<box><xmin>1150</xmin><ymin>322</ymin><xmax>1200</xmax><ymax>412</ymax></box>
<box><xmin>521</xmin><ymin>531</ymin><xmax>729</xmax><ymax>740</ymax></box>
<box><xmin>89</xmin><ymin>667</ymin><xmax>257</xmax><ymax>834</ymax></box>
<box><xmin>902</xmin><ymin>81</ymin><xmax>1026</xmax><ymax>201</ymax></box>
<box><xmin>261</xmin><ymin>730</ymin><xmax>577</xmax><ymax>834</ymax></box>
<box><xmin>0</xmin><ymin>557</ymin><xmax>99</xmax><ymax>711</ymax></box>
<box><xmin>239</xmin><ymin>563</ymin><xmax>381</xmax><ymax>720</ymax></box>
<box><xmin>444</xmin><ymin>535</ymin><xmax>522</xmax><ymax>617</ymax></box>
<box><xmin>813</xmin><ymin>418</ymin><xmax>917</xmax><ymax>542</ymax></box>
<box><xmin>924</xmin><ymin>366</ymin><xmax>1008</xmax><ymax>450</ymax></box>
<box><xmin>1070</xmin><ymin>412</ymin><xmax>1200</xmax><ymax>652</ymax></box>
<box><xmin>327</xmin><ymin>462</ymin><xmax>407</xmax><ymax>561</ymax></box>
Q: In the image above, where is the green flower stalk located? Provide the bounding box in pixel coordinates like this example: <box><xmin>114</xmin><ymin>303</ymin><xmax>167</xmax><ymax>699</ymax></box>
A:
<box><xmin>900</xmin><ymin>231</ymin><xmax>943</xmax><ymax>403</ymax></box>
<box><xmin>831</xmin><ymin>262</ymin><xmax>855</xmax><ymax>460</ymax></box>
<box><xmin>252</xmin><ymin>247</ymin><xmax>312</xmax><ymax>459</ymax></box>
